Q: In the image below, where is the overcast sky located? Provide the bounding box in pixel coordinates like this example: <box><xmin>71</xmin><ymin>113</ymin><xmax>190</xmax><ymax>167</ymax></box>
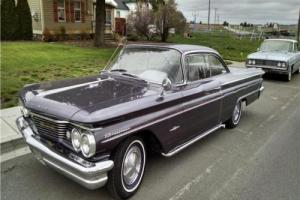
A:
<box><xmin>176</xmin><ymin>0</ymin><xmax>299</xmax><ymax>25</ymax></box>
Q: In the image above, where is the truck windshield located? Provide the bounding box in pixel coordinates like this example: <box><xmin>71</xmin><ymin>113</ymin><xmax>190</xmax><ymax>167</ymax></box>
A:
<box><xmin>260</xmin><ymin>40</ymin><xmax>293</xmax><ymax>52</ymax></box>
<box><xmin>107</xmin><ymin>47</ymin><xmax>183</xmax><ymax>84</ymax></box>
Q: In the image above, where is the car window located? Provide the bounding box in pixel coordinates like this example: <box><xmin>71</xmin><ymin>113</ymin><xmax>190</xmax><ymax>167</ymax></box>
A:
<box><xmin>207</xmin><ymin>55</ymin><xmax>227</xmax><ymax>76</ymax></box>
<box><xmin>294</xmin><ymin>43</ymin><xmax>298</xmax><ymax>52</ymax></box>
<box><xmin>185</xmin><ymin>54</ymin><xmax>210</xmax><ymax>82</ymax></box>
<box><xmin>108</xmin><ymin>47</ymin><xmax>184</xmax><ymax>84</ymax></box>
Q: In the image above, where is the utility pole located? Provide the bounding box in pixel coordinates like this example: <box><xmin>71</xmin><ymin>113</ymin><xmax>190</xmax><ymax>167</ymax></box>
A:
<box><xmin>214</xmin><ymin>8</ymin><xmax>217</xmax><ymax>26</ymax></box>
<box><xmin>208</xmin><ymin>0</ymin><xmax>211</xmax><ymax>31</ymax></box>
<box><xmin>297</xmin><ymin>8</ymin><xmax>300</xmax><ymax>45</ymax></box>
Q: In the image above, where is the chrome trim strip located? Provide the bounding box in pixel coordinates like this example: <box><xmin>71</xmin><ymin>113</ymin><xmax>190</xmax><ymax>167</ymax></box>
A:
<box><xmin>246</xmin><ymin>65</ymin><xmax>287</xmax><ymax>71</ymax></box>
<box><xmin>16</xmin><ymin>117</ymin><xmax>114</xmax><ymax>190</ymax></box>
<box><xmin>162</xmin><ymin>124</ymin><xmax>225</xmax><ymax>157</ymax></box>
<box><xmin>37</xmin><ymin>78</ymin><xmax>114</xmax><ymax>97</ymax></box>
<box><xmin>221</xmin><ymin>74</ymin><xmax>263</xmax><ymax>86</ymax></box>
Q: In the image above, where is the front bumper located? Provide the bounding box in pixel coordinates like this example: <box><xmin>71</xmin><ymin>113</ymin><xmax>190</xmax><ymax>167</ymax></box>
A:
<box><xmin>246</xmin><ymin>65</ymin><xmax>288</xmax><ymax>75</ymax></box>
<box><xmin>16</xmin><ymin>117</ymin><xmax>114</xmax><ymax>190</ymax></box>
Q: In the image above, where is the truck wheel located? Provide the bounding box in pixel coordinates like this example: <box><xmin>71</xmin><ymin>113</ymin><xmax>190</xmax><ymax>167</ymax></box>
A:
<box><xmin>107</xmin><ymin>136</ymin><xmax>146</xmax><ymax>199</ymax></box>
<box><xmin>286</xmin><ymin>68</ymin><xmax>292</xmax><ymax>81</ymax></box>
<box><xmin>225</xmin><ymin>100</ymin><xmax>242</xmax><ymax>129</ymax></box>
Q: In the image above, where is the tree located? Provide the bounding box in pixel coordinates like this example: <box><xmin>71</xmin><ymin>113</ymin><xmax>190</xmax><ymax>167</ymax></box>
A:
<box><xmin>16</xmin><ymin>0</ymin><xmax>33</xmax><ymax>40</ymax></box>
<box><xmin>223</xmin><ymin>21</ymin><xmax>229</xmax><ymax>26</ymax></box>
<box><xmin>155</xmin><ymin>0</ymin><xmax>185</xmax><ymax>42</ymax></box>
<box><xmin>1</xmin><ymin>0</ymin><xmax>18</xmax><ymax>40</ymax></box>
<box><xmin>150</xmin><ymin>0</ymin><xmax>165</xmax><ymax>12</ymax></box>
<box><xmin>94</xmin><ymin>0</ymin><xmax>106</xmax><ymax>47</ymax></box>
<box><xmin>128</xmin><ymin>6</ymin><xmax>154</xmax><ymax>40</ymax></box>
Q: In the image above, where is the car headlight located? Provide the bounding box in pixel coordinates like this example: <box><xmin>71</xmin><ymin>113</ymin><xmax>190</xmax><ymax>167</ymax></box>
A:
<box><xmin>277</xmin><ymin>62</ymin><xmax>281</xmax><ymax>67</ymax></box>
<box><xmin>252</xmin><ymin>60</ymin><xmax>256</xmax><ymax>65</ymax></box>
<box><xmin>71</xmin><ymin>128</ymin><xmax>81</xmax><ymax>152</ymax></box>
<box><xmin>248</xmin><ymin>60</ymin><xmax>252</xmax><ymax>65</ymax></box>
<box><xmin>80</xmin><ymin>133</ymin><xmax>96</xmax><ymax>158</ymax></box>
<box><xmin>281</xmin><ymin>63</ymin><xmax>286</xmax><ymax>68</ymax></box>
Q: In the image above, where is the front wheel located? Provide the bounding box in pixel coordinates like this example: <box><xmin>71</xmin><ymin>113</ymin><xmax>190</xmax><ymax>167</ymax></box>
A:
<box><xmin>107</xmin><ymin>136</ymin><xmax>146</xmax><ymax>199</ymax></box>
<box><xmin>225</xmin><ymin>100</ymin><xmax>242</xmax><ymax>129</ymax></box>
<box><xmin>286</xmin><ymin>69</ymin><xmax>292</xmax><ymax>81</ymax></box>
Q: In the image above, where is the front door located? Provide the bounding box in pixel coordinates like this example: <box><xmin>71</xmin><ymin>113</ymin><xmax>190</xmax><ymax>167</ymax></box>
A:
<box><xmin>179</xmin><ymin>53</ymin><xmax>222</xmax><ymax>141</ymax></box>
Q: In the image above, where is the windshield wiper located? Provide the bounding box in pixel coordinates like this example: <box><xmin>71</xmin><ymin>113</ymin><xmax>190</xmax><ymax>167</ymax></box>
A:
<box><xmin>110</xmin><ymin>69</ymin><xmax>143</xmax><ymax>80</ymax></box>
<box><xmin>110</xmin><ymin>69</ymin><xmax>127</xmax><ymax>72</ymax></box>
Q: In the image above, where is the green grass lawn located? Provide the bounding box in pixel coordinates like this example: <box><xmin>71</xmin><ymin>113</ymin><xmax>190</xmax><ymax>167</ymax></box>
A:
<box><xmin>1</xmin><ymin>42</ymin><xmax>114</xmax><ymax>108</ymax></box>
<box><xmin>169</xmin><ymin>31</ymin><xmax>262</xmax><ymax>62</ymax></box>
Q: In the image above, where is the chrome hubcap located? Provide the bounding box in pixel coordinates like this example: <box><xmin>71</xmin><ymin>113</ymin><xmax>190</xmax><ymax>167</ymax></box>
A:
<box><xmin>233</xmin><ymin>102</ymin><xmax>241</xmax><ymax>124</ymax></box>
<box><xmin>122</xmin><ymin>146</ymin><xmax>142</xmax><ymax>186</ymax></box>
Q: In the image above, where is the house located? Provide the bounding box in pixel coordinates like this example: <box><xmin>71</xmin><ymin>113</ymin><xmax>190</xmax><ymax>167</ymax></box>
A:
<box><xmin>28</xmin><ymin>0</ymin><xmax>118</xmax><ymax>39</ymax></box>
<box><xmin>27</xmin><ymin>0</ymin><xmax>151</xmax><ymax>40</ymax></box>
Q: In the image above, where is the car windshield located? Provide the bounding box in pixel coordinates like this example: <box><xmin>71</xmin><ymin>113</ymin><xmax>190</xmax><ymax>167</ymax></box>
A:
<box><xmin>107</xmin><ymin>47</ymin><xmax>183</xmax><ymax>84</ymax></box>
<box><xmin>260</xmin><ymin>40</ymin><xmax>293</xmax><ymax>52</ymax></box>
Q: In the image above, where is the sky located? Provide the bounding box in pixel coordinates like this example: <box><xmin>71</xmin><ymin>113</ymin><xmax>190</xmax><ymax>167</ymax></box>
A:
<box><xmin>176</xmin><ymin>0</ymin><xmax>299</xmax><ymax>25</ymax></box>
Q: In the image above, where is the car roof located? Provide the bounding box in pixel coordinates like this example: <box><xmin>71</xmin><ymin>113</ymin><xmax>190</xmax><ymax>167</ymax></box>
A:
<box><xmin>265</xmin><ymin>39</ymin><xmax>297</xmax><ymax>43</ymax></box>
<box><xmin>125</xmin><ymin>43</ymin><xmax>219</xmax><ymax>54</ymax></box>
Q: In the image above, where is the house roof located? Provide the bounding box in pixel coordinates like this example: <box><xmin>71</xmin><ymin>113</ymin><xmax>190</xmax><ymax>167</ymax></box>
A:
<box><xmin>93</xmin><ymin>0</ymin><xmax>118</xmax><ymax>7</ymax></box>
<box><xmin>115</xmin><ymin>0</ymin><xmax>129</xmax><ymax>10</ymax></box>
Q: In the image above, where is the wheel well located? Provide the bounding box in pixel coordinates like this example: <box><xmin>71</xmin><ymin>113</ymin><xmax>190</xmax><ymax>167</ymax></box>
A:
<box><xmin>136</xmin><ymin>130</ymin><xmax>163</xmax><ymax>155</ymax></box>
<box><xmin>240</xmin><ymin>98</ymin><xmax>248</xmax><ymax>106</ymax></box>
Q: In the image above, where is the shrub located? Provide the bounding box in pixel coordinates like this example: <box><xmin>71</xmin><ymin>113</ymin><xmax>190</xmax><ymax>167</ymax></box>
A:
<box><xmin>42</xmin><ymin>28</ymin><xmax>52</xmax><ymax>42</ymax></box>
<box><xmin>127</xmin><ymin>34</ymin><xmax>139</xmax><ymax>41</ymax></box>
<box><xmin>16</xmin><ymin>0</ymin><xmax>33</xmax><ymax>40</ymax></box>
<box><xmin>80</xmin><ymin>29</ymin><xmax>89</xmax><ymax>40</ymax></box>
<box><xmin>1</xmin><ymin>0</ymin><xmax>18</xmax><ymax>40</ymax></box>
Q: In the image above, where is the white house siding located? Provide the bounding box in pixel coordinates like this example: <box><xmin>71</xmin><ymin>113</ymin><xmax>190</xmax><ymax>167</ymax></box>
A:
<box><xmin>28</xmin><ymin>0</ymin><xmax>43</xmax><ymax>34</ymax></box>
<box><xmin>114</xmin><ymin>9</ymin><xmax>129</xmax><ymax>19</ymax></box>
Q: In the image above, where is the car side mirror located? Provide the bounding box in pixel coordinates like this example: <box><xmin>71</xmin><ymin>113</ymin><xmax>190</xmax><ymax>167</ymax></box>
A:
<box><xmin>158</xmin><ymin>78</ymin><xmax>172</xmax><ymax>101</ymax></box>
<box><xmin>162</xmin><ymin>78</ymin><xmax>172</xmax><ymax>92</ymax></box>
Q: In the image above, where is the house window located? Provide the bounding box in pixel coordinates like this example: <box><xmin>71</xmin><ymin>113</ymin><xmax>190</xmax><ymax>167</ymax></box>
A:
<box><xmin>57</xmin><ymin>0</ymin><xmax>65</xmax><ymax>22</ymax></box>
<box><xmin>74</xmin><ymin>1</ymin><xmax>81</xmax><ymax>22</ymax></box>
<box><xmin>106</xmin><ymin>9</ymin><xmax>111</xmax><ymax>24</ymax></box>
<box><xmin>116</xmin><ymin>11</ymin><xmax>121</xmax><ymax>18</ymax></box>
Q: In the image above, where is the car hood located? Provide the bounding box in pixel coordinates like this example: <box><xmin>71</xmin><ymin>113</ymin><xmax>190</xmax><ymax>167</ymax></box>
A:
<box><xmin>21</xmin><ymin>73</ymin><xmax>159</xmax><ymax>123</ymax></box>
<box><xmin>247</xmin><ymin>51</ymin><xmax>294</xmax><ymax>62</ymax></box>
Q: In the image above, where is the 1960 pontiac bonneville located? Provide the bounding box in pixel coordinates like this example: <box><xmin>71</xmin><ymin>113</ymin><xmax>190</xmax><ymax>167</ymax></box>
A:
<box><xmin>16</xmin><ymin>44</ymin><xmax>264</xmax><ymax>199</ymax></box>
<box><xmin>246</xmin><ymin>39</ymin><xmax>300</xmax><ymax>81</ymax></box>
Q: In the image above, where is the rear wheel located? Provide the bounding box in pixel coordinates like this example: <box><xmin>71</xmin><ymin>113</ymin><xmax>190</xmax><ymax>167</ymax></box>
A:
<box><xmin>225</xmin><ymin>100</ymin><xmax>242</xmax><ymax>129</ymax></box>
<box><xmin>107</xmin><ymin>136</ymin><xmax>146</xmax><ymax>199</ymax></box>
<box><xmin>296</xmin><ymin>66</ymin><xmax>300</xmax><ymax>74</ymax></box>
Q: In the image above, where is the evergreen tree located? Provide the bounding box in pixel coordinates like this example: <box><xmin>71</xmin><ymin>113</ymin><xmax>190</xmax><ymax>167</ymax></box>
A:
<box><xmin>16</xmin><ymin>0</ymin><xmax>33</xmax><ymax>40</ymax></box>
<box><xmin>1</xmin><ymin>0</ymin><xmax>18</xmax><ymax>40</ymax></box>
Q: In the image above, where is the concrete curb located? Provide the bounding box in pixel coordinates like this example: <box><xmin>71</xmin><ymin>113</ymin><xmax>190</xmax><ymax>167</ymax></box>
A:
<box><xmin>0</xmin><ymin>107</ymin><xmax>30</xmax><ymax>163</ymax></box>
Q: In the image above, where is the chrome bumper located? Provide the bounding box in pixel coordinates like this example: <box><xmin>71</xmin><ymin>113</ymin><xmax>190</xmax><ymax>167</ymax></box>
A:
<box><xmin>16</xmin><ymin>117</ymin><xmax>114</xmax><ymax>190</ymax></box>
<box><xmin>259</xmin><ymin>85</ymin><xmax>265</xmax><ymax>94</ymax></box>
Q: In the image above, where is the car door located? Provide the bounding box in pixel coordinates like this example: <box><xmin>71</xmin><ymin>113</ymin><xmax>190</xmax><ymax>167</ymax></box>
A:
<box><xmin>179</xmin><ymin>53</ymin><xmax>223</xmax><ymax>141</ymax></box>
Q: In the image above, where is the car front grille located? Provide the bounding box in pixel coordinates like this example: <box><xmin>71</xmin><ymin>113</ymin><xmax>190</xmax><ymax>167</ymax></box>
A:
<box><xmin>255</xmin><ymin>60</ymin><xmax>278</xmax><ymax>66</ymax></box>
<box><xmin>31</xmin><ymin>114</ymin><xmax>69</xmax><ymax>141</ymax></box>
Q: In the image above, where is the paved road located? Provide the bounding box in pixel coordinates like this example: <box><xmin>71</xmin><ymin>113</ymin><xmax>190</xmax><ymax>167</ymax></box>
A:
<box><xmin>2</xmin><ymin>74</ymin><xmax>300</xmax><ymax>200</ymax></box>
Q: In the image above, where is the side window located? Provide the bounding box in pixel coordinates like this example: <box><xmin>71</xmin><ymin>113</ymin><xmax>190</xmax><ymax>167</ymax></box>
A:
<box><xmin>294</xmin><ymin>43</ymin><xmax>298</xmax><ymax>52</ymax></box>
<box><xmin>186</xmin><ymin>54</ymin><xmax>210</xmax><ymax>82</ymax></box>
<box><xmin>207</xmin><ymin>55</ymin><xmax>227</xmax><ymax>76</ymax></box>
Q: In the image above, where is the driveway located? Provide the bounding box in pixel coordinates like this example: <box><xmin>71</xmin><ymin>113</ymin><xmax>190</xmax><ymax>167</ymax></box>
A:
<box><xmin>1</xmin><ymin>73</ymin><xmax>300</xmax><ymax>200</ymax></box>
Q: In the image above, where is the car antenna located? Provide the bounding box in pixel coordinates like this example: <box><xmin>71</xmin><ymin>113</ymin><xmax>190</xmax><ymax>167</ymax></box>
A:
<box><xmin>104</xmin><ymin>37</ymin><xmax>127</xmax><ymax>71</ymax></box>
